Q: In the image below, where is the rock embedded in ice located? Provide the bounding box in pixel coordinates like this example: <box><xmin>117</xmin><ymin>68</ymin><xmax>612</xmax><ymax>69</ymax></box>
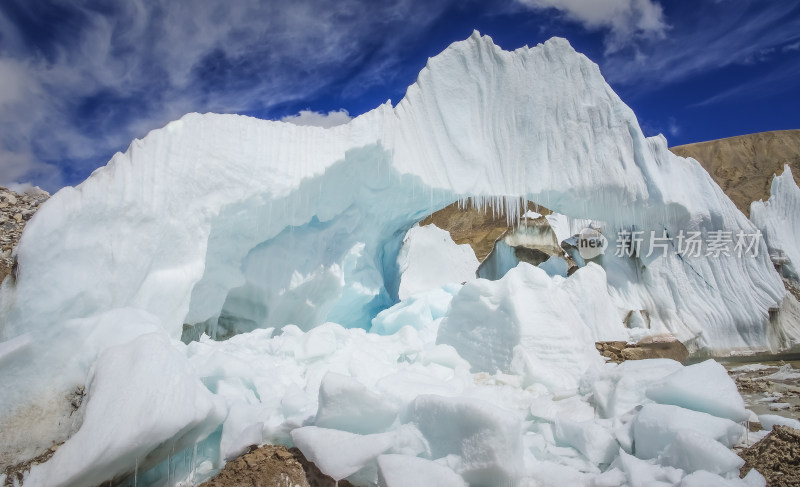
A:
<box><xmin>377</xmin><ymin>454</ymin><xmax>467</xmax><ymax>487</ymax></box>
<box><xmin>646</xmin><ymin>359</ymin><xmax>748</xmax><ymax>423</ymax></box>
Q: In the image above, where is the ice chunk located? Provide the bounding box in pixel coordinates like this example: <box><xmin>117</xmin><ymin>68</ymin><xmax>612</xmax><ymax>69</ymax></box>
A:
<box><xmin>632</xmin><ymin>404</ymin><xmax>744</xmax><ymax>459</ymax></box>
<box><xmin>315</xmin><ymin>372</ymin><xmax>398</xmax><ymax>434</ymax></box>
<box><xmin>219</xmin><ymin>402</ymin><xmax>266</xmax><ymax>461</ymax></box>
<box><xmin>397</xmin><ymin>224</ymin><xmax>478</xmax><ymax>300</ymax></box>
<box><xmin>529</xmin><ymin>394</ymin><xmax>595</xmax><ymax>423</ymax></box>
<box><xmin>554</xmin><ymin>417</ymin><xmax>618</xmax><ymax>465</ymax></box>
<box><xmin>659</xmin><ymin>429</ymin><xmax>744</xmax><ymax>475</ymax></box>
<box><xmin>611</xmin><ymin>449</ymin><xmax>684</xmax><ymax>486</ymax></box>
<box><xmin>370</xmin><ymin>286</ymin><xmax>457</xmax><ymax>337</ymax></box>
<box><xmin>764</xmin><ymin>364</ymin><xmax>800</xmax><ymax>381</ymax></box>
<box><xmin>680</xmin><ymin>469</ymin><xmax>766</xmax><ymax>487</ymax></box>
<box><xmin>758</xmin><ymin>414</ymin><xmax>800</xmax><ymax>430</ymax></box>
<box><xmin>25</xmin><ymin>334</ymin><xmax>225</xmax><ymax>487</ymax></box>
<box><xmin>646</xmin><ymin>360</ymin><xmax>748</xmax><ymax>422</ymax></box>
<box><xmin>582</xmin><ymin>359</ymin><xmax>683</xmax><ymax>419</ymax></box>
<box><xmin>438</xmin><ymin>263</ymin><xmax>601</xmax><ymax>391</ymax></box>
<box><xmin>291</xmin><ymin>424</ymin><xmax>427</xmax><ymax>482</ymax></box>
<box><xmin>410</xmin><ymin>394</ymin><xmax>523</xmax><ymax>486</ymax></box>
<box><xmin>377</xmin><ymin>454</ymin><xmax>467</xmax><ymax>487</ymax></box>
<box><xmin>729</xmin><ymin>363</ymin><xmax>774</xmax><ymax>373</ymax></box>
<box><xmin>558</xmin><ymin>263</ymin><xmax>629</xmax><ymax>342</ymax></box>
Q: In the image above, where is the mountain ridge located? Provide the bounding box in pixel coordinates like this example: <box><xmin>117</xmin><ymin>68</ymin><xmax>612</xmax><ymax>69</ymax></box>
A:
<box><xmin>670</xmin><ymin>129</ymin><xmax>800</xmax><ymax>216</ymax></box>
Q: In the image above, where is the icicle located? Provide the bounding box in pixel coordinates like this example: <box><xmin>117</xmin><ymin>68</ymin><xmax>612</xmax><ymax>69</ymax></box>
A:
<box><xmin>134</xmin><ymin>457</ymin><xmax>138</xmax><ymax>487</ymax></box>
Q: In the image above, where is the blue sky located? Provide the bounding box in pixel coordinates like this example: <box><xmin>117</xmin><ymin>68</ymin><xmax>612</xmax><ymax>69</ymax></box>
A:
<box><xmin>1</xmin><ymin>0</ymin><xmax>798</xmax><ymax>192</ymax></box>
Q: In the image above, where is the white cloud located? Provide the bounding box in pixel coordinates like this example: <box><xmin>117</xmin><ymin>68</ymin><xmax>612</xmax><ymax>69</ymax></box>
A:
<box><xmin>668</xmin><ymin>117</ymin><xmax>680</xmax><ymax>137</ymax></box>
<box><xmin>281</xmin><ymin>109</ymin><xmax>352</xmax><ymax>128</ymax></box>
<box><xmin>601</xmin><ymin>1</ymin><xmax>800</xmax><ymax>87</ymax></box>
<box><xmin>0</xmin><ymin>0</ymin><xmax>453</xmax><ymax>191</ymax></box>
<box><xmin>784</xmin><ymin>41</ymin><xmax>800</xmax><ymax>52</ymax></box>
<box><xmin>516</xmin><ymin>0</ymin><xmax>668</xmax><ymax>53</ymax></box>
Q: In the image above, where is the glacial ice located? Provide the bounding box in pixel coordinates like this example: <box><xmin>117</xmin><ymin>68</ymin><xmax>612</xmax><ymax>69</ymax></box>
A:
<box><xmin>24</xmin><ymin>333</ymin><xmax>226</xmax><ymax>487</ymax></box>
<box><xmin>376</xmin><ymin>454</ymin><xmax>467</xmax><ymax>487</ymax></box>
<box><xmin>751</xmin><ymin>165</ymin><xmax>800</xmax><ymax>280</ymax></box>
<box><xmin>0</xmin><ymin>31</ymin><xmax>788</xmax><ymax>486</ymax></box>
<box><xmin>645</xmin><ymin>360</ymin><xmax>748</xmax><ymax>423</ymax></box>
<box><xmin>396</xmin><ymin>224</ymin><xmax>479</xmax><ymax>300</ymax></box>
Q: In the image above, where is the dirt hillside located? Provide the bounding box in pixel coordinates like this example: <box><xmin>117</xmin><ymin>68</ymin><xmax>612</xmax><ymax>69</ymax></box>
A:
<box><xmin>670</xmin><ymin>130</ymin><xmax>800</xmax><ymax>216</ymax></box>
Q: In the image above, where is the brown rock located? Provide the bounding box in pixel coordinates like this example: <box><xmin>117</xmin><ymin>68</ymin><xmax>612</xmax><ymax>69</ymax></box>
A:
<box><xmin>670</xmin><ymin>130</ymin><xmax>800</xmax><ymax>217</ymax></box>
<box><xmin>200</xmin><ymin>445</ymin><xmax>357</xmax><ymax>487</ymax></box>
<box><xmin>739</xmin><ymin>425</ymin><xmax>800</xmax><ymax>486</ymax></box>
<box><xmin>420</xmin><ymin>200</ymin><xmax>550</xmax><ymax>262</ymax></box>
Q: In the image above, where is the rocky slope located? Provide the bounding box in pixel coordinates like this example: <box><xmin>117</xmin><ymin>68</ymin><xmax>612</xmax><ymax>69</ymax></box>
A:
<box><xmin>670</xmin><ymin>130</ymin><xmax>800</xmax><ymax>216</ymax></box>
<box><xmin>420</xmin><ymin>200</ymin><xmax>549</xmax><ymax>262</ymax></box>
<box><xmin>0</xmin><ymin>187</ymin><xmax>49</xmax><ymax>283</ymax></box>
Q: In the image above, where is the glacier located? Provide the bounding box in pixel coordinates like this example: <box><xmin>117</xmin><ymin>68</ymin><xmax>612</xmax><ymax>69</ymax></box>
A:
<box><xmin>0</xmin><ymin>31</ymin><xmax>792</xmax><ymax>486</ymax></box>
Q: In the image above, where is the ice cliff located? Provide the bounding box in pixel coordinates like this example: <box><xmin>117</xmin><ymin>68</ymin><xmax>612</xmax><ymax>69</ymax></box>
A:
<box><xmin>0</xmin><ymin>32</ymin><xmax>791</xmax><ymax>486</ymax></box>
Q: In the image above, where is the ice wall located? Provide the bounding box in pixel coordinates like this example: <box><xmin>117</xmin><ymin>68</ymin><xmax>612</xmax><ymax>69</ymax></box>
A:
<box><xmin>751</xmin><ymin>165</ymin><xmax>800</xmax><ymax>280</ymax></box>
<box><xmin>2</xmin><ymin>32</ymin><xmax>783</xmax><ymax>353</ymax></box>
<box><xmin>0</xmin><ymin>31</ymin><xmax>789</xmax><ymax>479</ymax></box>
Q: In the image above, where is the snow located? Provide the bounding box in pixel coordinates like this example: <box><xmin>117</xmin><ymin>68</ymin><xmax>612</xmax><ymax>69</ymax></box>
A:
<box><xmin>0</xmin><ymin>31</ymin><xmax>788</xmax><ymax>487</ymax></box>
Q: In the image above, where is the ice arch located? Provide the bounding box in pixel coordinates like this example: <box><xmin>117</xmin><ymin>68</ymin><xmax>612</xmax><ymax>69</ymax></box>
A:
<box><xmin>1</xmin><ymin>32</ymin><xmax>786</xmax><ymax>361</ymax></box>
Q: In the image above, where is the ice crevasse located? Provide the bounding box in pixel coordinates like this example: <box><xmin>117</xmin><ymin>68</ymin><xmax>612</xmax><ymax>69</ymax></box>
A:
<box><xmin>0</xmin><ymin>31</ymin><xmax>791</xmax><ymax>486</ymax></box>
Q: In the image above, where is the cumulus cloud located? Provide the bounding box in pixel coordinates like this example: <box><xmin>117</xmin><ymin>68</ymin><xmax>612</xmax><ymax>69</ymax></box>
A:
<box><xmin>281</xmin><ymin>109</ymin><xmax>352</xmax><ymax>128</ymax></box>
<box><xmin>0</xmin><ymin>0</ymin><xmax>453</xmax><ymax>191</ymax></box>
<box><xmin>516</xmin><ymin>0</ymin><xmax>667</xmax><ymax>53</ymax></box>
